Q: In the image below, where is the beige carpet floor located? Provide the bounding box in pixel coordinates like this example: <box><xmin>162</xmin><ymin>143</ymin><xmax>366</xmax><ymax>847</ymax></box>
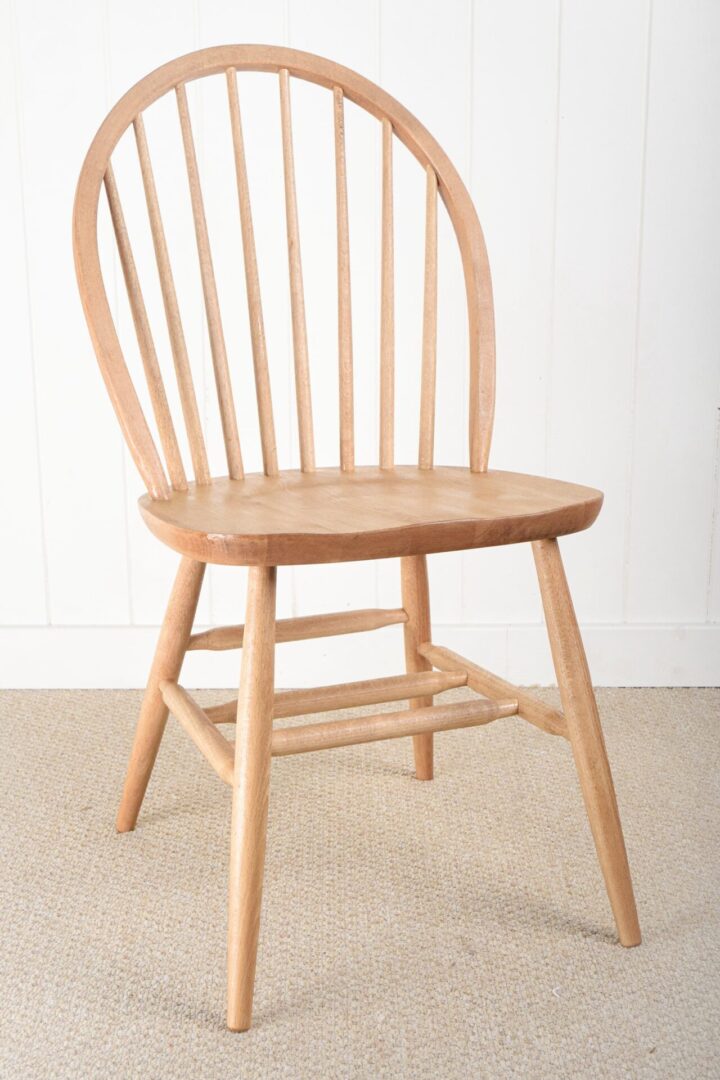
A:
<box><xmin>1</xmin><ymin>687</ymin><xmax>718</xmax><ymax>1079</ymax></box>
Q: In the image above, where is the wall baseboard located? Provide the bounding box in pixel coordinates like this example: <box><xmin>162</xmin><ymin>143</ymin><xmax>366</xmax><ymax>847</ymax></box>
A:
<box><xmin>0</xmin><ymin>623</ymin><xmax>718</xmax><ymax>688</ymax></box>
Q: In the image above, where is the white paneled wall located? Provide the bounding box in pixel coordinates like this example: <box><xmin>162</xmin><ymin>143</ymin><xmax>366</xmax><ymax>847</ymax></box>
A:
<box><xmin>1</xmin><ymin>0</ymin><xmax>719</xmax><ymax>688</ymax></box>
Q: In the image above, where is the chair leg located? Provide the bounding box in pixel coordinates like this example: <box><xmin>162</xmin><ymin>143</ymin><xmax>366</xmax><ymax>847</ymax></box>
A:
<box><xmin>401</xmin><ymin>555</ymin><xmax>434</xmax><ymax>780</ymax></box>
<box><xmin>227</xmin><ymin>565</ymin><xmax>277</xmax><ymax>1031</ymax></box>
<box><xmin>116</xmin><ymin>556</ymin><xmax>205</xmax><ymax>833</ymax></box>
<box><xmin>532</xmin><ymin>538</ymin><xmax>641</xmax><ymax>946</ymax></box>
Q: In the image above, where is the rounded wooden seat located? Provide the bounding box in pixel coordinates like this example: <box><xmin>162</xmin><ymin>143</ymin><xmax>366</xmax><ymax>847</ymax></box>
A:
<box><xmin>139</xmin><ymin>466</ymin><xmax>602</xmax><ymax>565</ymax></box>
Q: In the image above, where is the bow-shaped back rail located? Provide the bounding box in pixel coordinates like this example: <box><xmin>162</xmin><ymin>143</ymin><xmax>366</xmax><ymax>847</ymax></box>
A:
<box><xmin>73</xmin><ymin>45</ymin><xmax>495</xmax><ymax>499</ymax></box>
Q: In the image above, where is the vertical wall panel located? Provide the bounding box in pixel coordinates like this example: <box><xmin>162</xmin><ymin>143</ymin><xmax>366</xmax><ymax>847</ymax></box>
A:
<box><xmin>463</xmin><ymin>0</ymin><xmax>560</xmax><ymax>626</ymax></box>
<box><xmin>626</xmin><ymin>0</ymin><xmax>720</xmax><ymax>623</ymax></box>
<box><xmin>548</xmin><ymin>0</ymin><xmax>650</xmax><ymax>622</ymax></box>
<box><xmin>709</xmin><ymin>421</ymin><xmax>720</xmax><ymax>621</ymax></box>
<box><xmin>13</xmin><ymin>0</ymin><xmax>130</xmax><ymax>624</ymax></box>
<box><xmin>2</xmin><ymin>0</ymin><xmax>720</xmax><ymax>687</ymax></box>
<box><xmin>0</xmin><ymin>0</ymin><xmax>47</xmax><ymax>624</ymax></box>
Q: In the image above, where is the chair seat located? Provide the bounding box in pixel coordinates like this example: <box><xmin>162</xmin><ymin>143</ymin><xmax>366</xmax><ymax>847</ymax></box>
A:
<box><xmin>139</xmin><ymin>466</ymin><xmax>602</xmax><ymax>566</ymax></box>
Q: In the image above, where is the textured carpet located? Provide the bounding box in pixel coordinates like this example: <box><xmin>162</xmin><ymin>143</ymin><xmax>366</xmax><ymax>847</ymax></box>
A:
<box><xmin>1</xmin><ymin>687</ymin><xmax>718</xmax><ymax>1079</ymax></box>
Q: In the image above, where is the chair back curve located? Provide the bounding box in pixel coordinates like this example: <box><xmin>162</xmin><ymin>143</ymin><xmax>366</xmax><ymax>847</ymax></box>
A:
<box><xmin>73</xmin><ymin>45</ymin><xmax>496</xmax><ymax>500</ymax></box>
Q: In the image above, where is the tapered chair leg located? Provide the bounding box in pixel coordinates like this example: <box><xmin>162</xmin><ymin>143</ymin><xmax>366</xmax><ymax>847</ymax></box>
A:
<box><xmin>227</xmin><ymin>565</ymin><xmax>277</xmax><ymax>1032</ymax></box>
<box><xmin>116</xmin><ymin>557</ymin><xmax>205</xmax><ymax>833</ymax></box>
<box><xmin>401</xmin><ymin>555</ymin><xmax>434</xmax><ymax>780</ymax></box>
<box><xmin>532</xmin><ymin>538</ymin><xmax>641</xmax><ymax>946</ymax></box>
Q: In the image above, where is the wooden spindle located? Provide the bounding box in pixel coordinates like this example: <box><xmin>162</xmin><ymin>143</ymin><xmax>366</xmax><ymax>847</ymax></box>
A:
<box><xmin>333</xmin><ymin>86</ymin><xmax>354</xmax><ymax>471</ymax></box>
<box><xmin>188</xmin><ymin>606</ymin><xmax>408</xmax><ymax>652</ymax></box>
<box><xmin>226</xmin><ymin>69</ymin><xmax>278</xmax><ymax>477</ymax></box>
<box><xmin>160</xmin><ymin>679</ymin><xmax>234</xmax><ymax>785</ymax></box>
<box><xmin>133</xmin><ymin>114</ymin><xmax>210</xmax><ymax>485</ymax></box>
<box><xmin>380</xmin><ymin>118</ymin><xmax>395</xmax><ymax>469</ymax></box>
<box><xmin>272</xmin><ymin>697</ymin><xmax>518</xmax><ymax>757</ymax></box>
<box><xmin>176</xmin><ymin>82</ymin><xmax>243</xmax><ymax>480</ymax></box>
<box><xmin>279</xmin><ymin>69</ymin><xmax>315</xmax><ymax>473</ymax></box>
<box><xmin>418</xmin><ymin>165</ymin><xmax>438</xmax><ymax>469</ymax></box>
<box><xmin>104</xmin><ymin>164</ymin><xmax>187</xmax><ymax>492</ymax></box>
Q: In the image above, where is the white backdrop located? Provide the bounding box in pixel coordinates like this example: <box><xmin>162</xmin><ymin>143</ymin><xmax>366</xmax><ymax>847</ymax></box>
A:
<box><xmin>1</xmin><ymin>0</ymin><xmax>719</xmax><ymax>688</ymax></box>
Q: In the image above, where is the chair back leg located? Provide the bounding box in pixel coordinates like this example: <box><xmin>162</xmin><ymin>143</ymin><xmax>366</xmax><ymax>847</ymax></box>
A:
<box><xmin>533</xmin><ymin>538</ymin><xmax>641</xmax><ymax>946</ymax></box>
<box><xmin>227</xmin><ymin>565</ymin><xmax>277</xmax><ymax>1031</ymax></box>
<box><xmin>401</xmin><ymin>555</ymin><xmax>434</xmax><ymax>780</ymax></box>
<box><xmin>116</xmin><ymin>557</ymin><xmax>205</xmax><ymax>832</ymax></box>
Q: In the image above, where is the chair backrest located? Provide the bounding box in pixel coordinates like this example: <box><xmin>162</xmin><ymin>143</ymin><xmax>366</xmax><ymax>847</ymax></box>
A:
<box><xmin>73</xmin><ymin>45</ymin><xmax>495</xmax><ymax>500</ymax></box>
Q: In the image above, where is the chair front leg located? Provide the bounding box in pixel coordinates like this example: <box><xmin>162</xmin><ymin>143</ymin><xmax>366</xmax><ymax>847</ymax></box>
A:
<box><xmin>116</xmin><ymin>556</ymin><xmax>205</xmax><ymax>832</ymax></box>
<box><xmin>532</xmin><ymin>538</ymin><xmax>641</xmax><ymax>946</ymax></box>
<box><xmin>401</xmin><ymin>555</ymin><xmax>434</xmax><ymax>780</ymax></box>
<box><xmin>227</xmin><ymin>565</ymin><xmax>277</xmax><ymax>1031</ymax></box>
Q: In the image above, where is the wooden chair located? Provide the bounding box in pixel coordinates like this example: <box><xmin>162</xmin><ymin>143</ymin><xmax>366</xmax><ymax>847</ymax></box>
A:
<box><xmin>73</xmin><ymin>45</ymin><xmax>640</xmax><ymax>1031</ymax></box>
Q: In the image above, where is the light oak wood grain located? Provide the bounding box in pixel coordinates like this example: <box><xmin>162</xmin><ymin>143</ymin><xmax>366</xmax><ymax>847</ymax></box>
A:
<box><xmin>419</xmin><ymin>642</ymin><xmax>568</xmax><ymax>739</ymax></box>
<box><xmin>204</xmin><ymin>669</ymin><xmax>467</xmax><ymax>724</ymax></box>
<box><xmin>74</xmin><ymin>45</ymin><xmax>496</xmax><ymax>489</ymax></box>
<box><xmin>227</xmin><ymin>565</ymin><xmax>276</xmax><ymax>1031</ymax></box>
<box><xmin>162</xmin><ymin>676</ymin><xmax>511</xmax><ymax>763</ymax></box>
<box><xmin>176</xmin><ymin>82</ymin><xmax>243</xmax><ymax>481</ymax></box>
<box><xmin>533</xmin><ymin>539</ymin><xmax>641</xmax><ymax>946</ymax></box>
<box><xmin>73</xmin><ymin>45</ymin><xmax>639</xmax><ymax>1033</ymax></box>
<box><xmin>133</xmin><ymin>114</ymin><xmax>210</xmax><ymax>485</ymax></box>
<box><xmin>139</xmin><ymin>467</ymin><xmax>603</xmax><ymax>566</ymax></box>
<box><xmin>188</xmin><ymin>606</ymin><xmax>408</xmax><ymax>651</ymax></box>
<box><xmin>115</xmin><ymin>557</ymin><xmax>205</xmax><ymax>832</ymax></box>
<box><xmin>401</xmin><ymin>555</ymin><xmax>434</xmax><ymax>779</ymax></box>
<box><xmin>104</xmin><ymin>164</ymin><xmax>186</xmax><ymax>492</ymax></box>
<box><xmin>272</xmin><ymin>696</ymin><xmax>518</xmax><ymax>756</ymax></box>
<box><xmin>419</xmin><ymin>167</ymin><xmax>438</xmax><ymax>470</ymax></box>
<box><xmin>160</xmin><ymin>679</ymin><xmax>234</xmax><ymax>783</ymax></box>
<box><xmin>226</xmin><ymin>68</ymin><xmax>278</xmax><ymax>478</ymax></box>
<box><xmin>380</xmin><ymin>117</ymin><xmax>394</xmax><ymax>469</ymax></box>
<box><xmin>279</xmin><ymin>69</ymin><xmax>315</xmax><ymax>473</ymax></box>
<box><xmin>334</xmin><ymin>86</ymin><xmax>354</xmax><ymax>472</ymax></box>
